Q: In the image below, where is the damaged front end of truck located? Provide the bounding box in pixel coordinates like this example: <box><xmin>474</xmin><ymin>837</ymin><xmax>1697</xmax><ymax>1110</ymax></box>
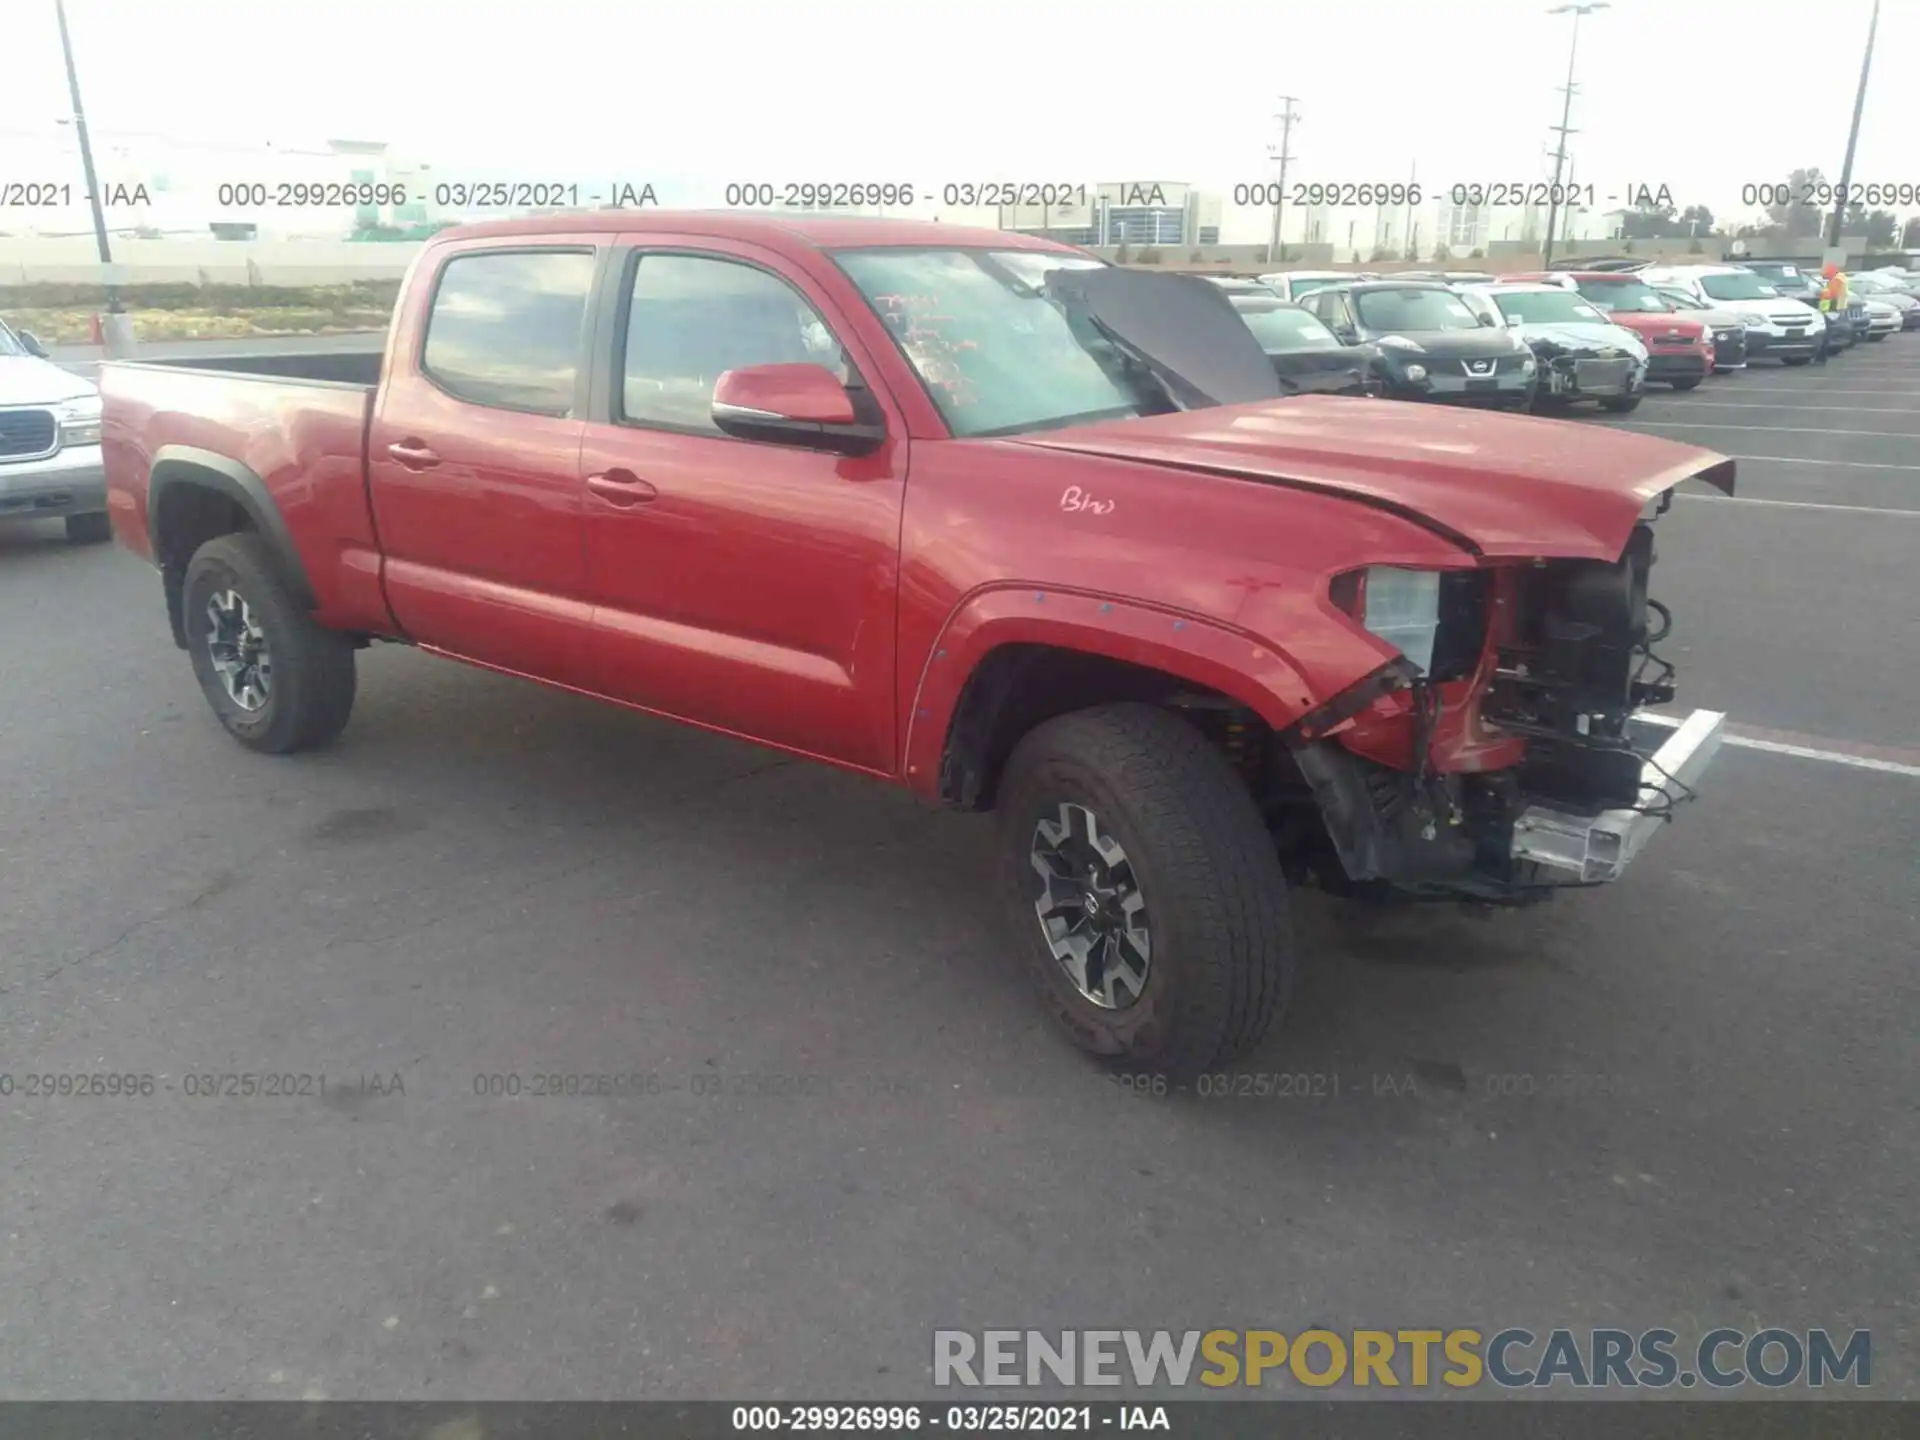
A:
<box><xmin>1272</xmin><ymin>490</ymin><xmax>1726</xmax><ymax>904</ymax></box>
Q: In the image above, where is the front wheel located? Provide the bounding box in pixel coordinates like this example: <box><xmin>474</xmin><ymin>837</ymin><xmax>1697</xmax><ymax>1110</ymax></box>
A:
<box><xmin>183</xmin><ymin>532</ymin><xmax>357</xmax><ymax>753</ymax></box>
<box><xmin>1782</xmin><ymin>356</ymin><xmax>1812</xmax><ymax>367</ymax></box>
<box><xmin>1668</xmin><ymin>377</ymin><xmax>1702</xmax><ymax>391</ymax></box>
<box><xmin>1599</xmin><ymin>394</ymin><xmax>1643</xmax><ymax>414</ymax></box>
<box><xmin>995</xmin><ymin>703</ymin><xmax>1295</xmax><ymax>1078</ymax></box>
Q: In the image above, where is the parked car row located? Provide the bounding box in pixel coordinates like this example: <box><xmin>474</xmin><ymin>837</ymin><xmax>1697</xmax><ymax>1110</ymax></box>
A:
<box><xmin>1200</xmin><ymin>260</ymin><xmax>1919</xmax><ymax>417</ymax></box>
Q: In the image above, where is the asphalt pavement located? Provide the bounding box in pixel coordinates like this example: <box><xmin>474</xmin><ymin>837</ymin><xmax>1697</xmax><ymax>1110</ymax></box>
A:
<box><xmin>1</xmin><ymin>340</ymin><xmax>1914</xmax><ymax>1401</ymax></box>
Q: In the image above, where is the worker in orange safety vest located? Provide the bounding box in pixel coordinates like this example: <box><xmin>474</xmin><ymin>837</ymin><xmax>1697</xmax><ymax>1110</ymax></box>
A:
<box><xmin>1815</xmin><ymin>263</ymin><xmax>1848</xmax><ymax>363</ymax></box>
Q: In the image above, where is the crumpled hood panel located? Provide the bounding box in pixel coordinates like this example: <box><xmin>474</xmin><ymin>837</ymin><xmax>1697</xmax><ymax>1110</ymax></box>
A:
<box><xmin>1012</xmin><ymin>396</ymin><xmax>1736</xmax><ymax>561</ymax></box>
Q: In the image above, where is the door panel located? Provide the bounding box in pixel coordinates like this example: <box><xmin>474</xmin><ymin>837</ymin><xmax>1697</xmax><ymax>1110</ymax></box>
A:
<box><xmin>579</xmin><ymin>242</ymin><xmax>906</xmax><ymax>772</ymax></box>
<box><xmin>367</xmin><ymin>243</ymin><xmax>599</xmax><ymax>686</ymax></box>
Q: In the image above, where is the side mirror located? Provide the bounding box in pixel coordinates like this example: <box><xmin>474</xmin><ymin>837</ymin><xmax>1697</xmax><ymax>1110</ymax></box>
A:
<box><xmin>17</xmin><ymin>329</ymin><xmax>49</xmax><ymax>358</ymax></box>
<box><xmin>1476</xmin><ymin>311</ymin><xmax>1498</xmax><ymax>327</ymax></box>
<box><xmin>711</xmin><ymin>363</ymin><xmax>884</xmax><ymax>457</ymax></box>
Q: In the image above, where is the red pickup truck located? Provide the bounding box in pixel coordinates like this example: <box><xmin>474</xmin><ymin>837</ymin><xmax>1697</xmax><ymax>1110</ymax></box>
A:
<box><xmin>101</xmin><ymin>213</ymin><xmax>1732</xmax><ymax>1077</ymax></box>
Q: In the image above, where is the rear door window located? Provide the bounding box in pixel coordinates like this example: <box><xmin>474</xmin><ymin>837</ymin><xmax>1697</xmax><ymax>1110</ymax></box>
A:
<box><xmin>421</xmin><ymin>249</ymin><xmax>596</xmax><ymax>415</ymax></box>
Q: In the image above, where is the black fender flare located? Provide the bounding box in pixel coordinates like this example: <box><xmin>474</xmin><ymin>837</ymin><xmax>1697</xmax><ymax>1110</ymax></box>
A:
<box><xmin>149</xmin><ymin>445</ymin><xmax>317</xmax><ymax>646</ymax></box>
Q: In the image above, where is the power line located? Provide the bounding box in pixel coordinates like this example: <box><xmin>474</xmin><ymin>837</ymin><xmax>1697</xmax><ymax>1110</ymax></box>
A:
<box><xmin>1266</xmin><ymin>97</ymin><xmax>1299</xmax><ymax>266</ymax></box>
<box><xmin>1542</xmin><ymin>2</ymin><xmax>1609</xmax><ymax>267</ymax></box>
<box><xmin>1827</xmin><ymin>0</ymin><xmax>1880</xmax><ymax>252</ymax></box>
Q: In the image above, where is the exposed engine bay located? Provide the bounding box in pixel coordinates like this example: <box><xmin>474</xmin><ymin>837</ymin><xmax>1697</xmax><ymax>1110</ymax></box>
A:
<box><xmin>1179</xmin><ymin>496</ymin><xmax>1712</xmax><ymax>906</ymax></box>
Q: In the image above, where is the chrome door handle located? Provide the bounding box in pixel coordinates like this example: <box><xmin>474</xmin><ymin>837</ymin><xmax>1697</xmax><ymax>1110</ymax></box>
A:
<box><xmin>585</xmin><ymin>469</ymin><xmax>658</xmax><ymax>506</ymax></box>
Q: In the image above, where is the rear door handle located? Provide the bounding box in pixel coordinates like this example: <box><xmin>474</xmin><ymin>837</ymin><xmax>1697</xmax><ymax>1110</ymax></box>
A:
<box><xmin>387</xmin><ymin>440</ymin><xmax>440</xmax><ymax>469</ymax></box>
<box><xmin>585</xmin><ymin>469</ymin><xmax>659</xmax><ymax>506</ymax></box>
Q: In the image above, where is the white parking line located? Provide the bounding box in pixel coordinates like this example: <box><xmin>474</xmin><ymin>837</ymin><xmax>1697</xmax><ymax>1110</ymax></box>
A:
<box><xmin>1721</xmin><ymin>454</ymin><xmax>1920</xmax><ymax>471</ymax></box>
<box><xmin>1673</xmin><ymin>494</ymin><xmax>1920</xmax><ymax>516</ymax></box>
<box><xmin>1641</xmin><ymin>401</ymin><xmax>1919</xmax><ymax>413</ymax></box>
<box><xmin>1629</xmin><ymin>422</ymin><xmax>1919</xmax><ymax>439</ymax></box>
<box><xmin>1637</xmin><ymin>713</ymin><xmax>1920</xmax><ymax>777</ymax></box>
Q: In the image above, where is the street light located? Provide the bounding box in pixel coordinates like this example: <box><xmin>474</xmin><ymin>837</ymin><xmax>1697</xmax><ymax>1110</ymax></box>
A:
<box><xmin>1826</xmin><ymin>0</ymin><xmax>1879</xmax><ymax>255</ymax></box>
<box><xmin>1541</xmin><ymin>1</ymin><xmax>1609</xmax><ymax>268</ymax></box>
<box><xmin>53</xmin><ymin>0</ymin><xmax>122</xmax><ymax>319</ymax></box>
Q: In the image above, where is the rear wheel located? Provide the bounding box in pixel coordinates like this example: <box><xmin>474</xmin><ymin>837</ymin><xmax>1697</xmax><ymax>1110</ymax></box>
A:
<box><xmin>1668</xmin><ymin>377</ymin><xmax>1702</xmax><ymax>391</ymax></box>
<box><xmin>183</xmin><ymin>532</ymin><xmax>356</xmax><ymax>754</ymax></box>
<box><xmin>1782</xmin><ymin>356</ymin><xmax>1812</xmax><ymax>367</ymax></box>
<box><xmin>1599</xmin><ymin>394</ymin><xmax>1643</xmax><ymax>414</ymax></box>
<box><xmin>64</xmin><ymin>511</ymin><xmax>111</xmax><ymax>544</ymax></box>
<box><xmin>995</xmin><ymin>703</ymin><xmax>1295</xmax><ymax>1078</ymax></box>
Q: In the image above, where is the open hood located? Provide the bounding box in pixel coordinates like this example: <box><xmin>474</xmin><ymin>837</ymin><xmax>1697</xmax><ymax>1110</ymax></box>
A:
<box><xmin>1009</xmin><ymin>396</ymin><xmax>1736</xmax><ymax>561</ymax></box>
<box><xmin>1041</xmin><ymin>268</ymin><xmax>1285</xmax><ymax>408</ymax></box>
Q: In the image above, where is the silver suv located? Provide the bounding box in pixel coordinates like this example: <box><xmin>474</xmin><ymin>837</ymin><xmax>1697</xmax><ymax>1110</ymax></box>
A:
<box><xmin>0</xmin><ymin>318</ymin><xmax>108</xmax><ymax>543</ymax></box>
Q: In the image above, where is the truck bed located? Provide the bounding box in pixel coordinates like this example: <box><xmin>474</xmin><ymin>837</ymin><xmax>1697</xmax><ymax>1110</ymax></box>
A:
<box><xmin>127</xmin><ymin>348</ymin><xmax>384</xmax><ymax>386</ymax></box>
<box><xmin>100</xmin><ymin>354</ymin><xmax>396</xmax><ymax>639</ymax></box>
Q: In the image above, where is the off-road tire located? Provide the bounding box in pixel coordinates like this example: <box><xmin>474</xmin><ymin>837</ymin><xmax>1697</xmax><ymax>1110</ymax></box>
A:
<box><xmin>65</xmin><ymin>511</ymin><xmax>111</xmax><ymax>544</ymax></box>
<box><xmin>1599</xmin><ymin>394</ymin><xmax>1643</xmax><ymax>414</ymax></box>
<box><xmin>183</xmin><ymin>532</ymin><xmax>356</xmax><ymax>754</ymax></box>
<box><xmin>995</xmin><ymin>703</ymin><xmax>1295</xmax><ymax>1078</ymax></box>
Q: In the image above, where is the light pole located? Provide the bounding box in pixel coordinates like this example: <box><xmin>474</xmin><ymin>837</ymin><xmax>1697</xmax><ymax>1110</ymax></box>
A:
<box><xmin>1541</xmin><ymin>2</ymin><xmax>1608</xmax><ymax>268</ymax></box>
<box><xmin>54</xmin><ymin>0</ymin><xmax>122</xmax><ymax>319</ymax></box>
<box><xmin>1826</xmin><ymin>0</ymin><xmax>1879</xmax><ymax>255</ymax></box>
<box><xmin>1266</xmin><ymin>97</ymin><xmax>1299</xmax><ymax>266</ymax></box>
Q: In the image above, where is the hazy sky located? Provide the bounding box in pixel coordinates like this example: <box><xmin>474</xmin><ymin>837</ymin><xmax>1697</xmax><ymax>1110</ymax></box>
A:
<box><xmin>5</xmin><ymin>0</ymin><xmax>1912</xmax><ymax>234</ymax></box>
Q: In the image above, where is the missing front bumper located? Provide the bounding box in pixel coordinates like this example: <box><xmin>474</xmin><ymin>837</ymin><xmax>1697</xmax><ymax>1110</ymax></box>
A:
<box><xmin>1509</xmin><ymin>709</ymin><xmax>1726</xmax><ymax>883</ymax></box>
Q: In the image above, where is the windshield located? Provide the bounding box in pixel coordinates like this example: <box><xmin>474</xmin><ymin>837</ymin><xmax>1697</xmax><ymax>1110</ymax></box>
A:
<box><xmin>1492</xmin><ymin>291</ymin><xmax>1611</xmax><ymax>326</ymax></box>
<box><xmin>834</xmin><ymin>248</ymin><xmax>1160</xmax><ymax>438</ymax></box>
<box><xmin>1700</xmin><ymin>272</ymin><xmax>1782</xmax><ymax>302</ymax></box>
<box><xmin>1283</xmin><ymin>276</ymin><xmax>1344</xmax><ymax>297</ymax></box>
<box><xmin>1236</xmin><ymin>304</ymin><xmax>1341</xmax><ymax>352</ymax></box>
<box><xmin>1575</xmin><ymin>280</ymin><xmax>1673</xmax><ymax>314</ymax></box>
<box><xmin>0</xmin><ymin>322</ymin><xmax>26</xmax><ymax>358</ymax></box>
<box><xmin>1354</xmin><ymin>287</ymin><xmax>1481</xmax><ymax>332</ymax></box>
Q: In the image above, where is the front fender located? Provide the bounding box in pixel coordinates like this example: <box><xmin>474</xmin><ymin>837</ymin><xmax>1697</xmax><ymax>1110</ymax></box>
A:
<box><xmin>900</xmin><ymin>583</ymin><xmax>1321</xmax><ymax>803</ymax></box>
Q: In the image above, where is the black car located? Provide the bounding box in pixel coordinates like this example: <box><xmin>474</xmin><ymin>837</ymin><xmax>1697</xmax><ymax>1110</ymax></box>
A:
<box><xmin>1395</xmin><ymin>270</ymin><xmax>1499</xmax><ymax>286</ymax></box>
<box><xmin>1225</xmin><ymin>295</ymin><xmax>1379</xmax><ymax>396</ymax></box>
<box><xmin>1739</xmin><ymin>260</ymin><xmax>1819</xmax><ymax>303</ymax></box>
<box><xmin>1202</xmin><ymin>276</ymin><xmax>1283</xmax><ymax>298</ymax></box>
<box><xmin>1300</xmin><ymin>282</ymin><xmax>1538</xmax><ymax>410</ymax></box>
<box><xmin>1550</xmin><ymin>256</ymin><xmax>1646</xmax><ymax>272</ymax></box>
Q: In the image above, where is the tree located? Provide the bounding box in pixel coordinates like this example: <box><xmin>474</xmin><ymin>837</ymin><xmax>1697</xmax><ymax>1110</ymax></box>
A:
<box><xmin>1679</xmin><ymin>204</ymin><xmax>1715</xmax><ymax>235</ymax></box>
<box><xmin>1903</xmin><ymin>216</ymin><xmax>1920</xmax><ymax>249</ymax></box>
<box><xmin>1843</xmin><ymin>204</ymin><xmax>1899</xmax><ymax>248</ymax></box>
<box><xmin>1765</xmin><ymin>168</ymin><xmax>1828</xmax><ymax>239</ymax></box>
<box><xmin>1114</xmin><ymin>242</ymin><xmax>1132</xmax><ymax>263</ymax></box>
<box><xmin>1621</xmin><ymin>197</ymin><xmax>1679</xmax><ymax>240</ymax></box>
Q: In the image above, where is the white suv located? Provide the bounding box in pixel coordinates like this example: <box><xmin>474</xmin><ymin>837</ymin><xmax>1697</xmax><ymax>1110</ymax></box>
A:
<box><xmin>1637</xmin><ymin>265</ymin><xmax>1825</xmax><ymax>365</ymax></box>
<box><xmin>0</xmin><ymin>318</ymin><xmax>109</xmax><ymax>542</ymax></box>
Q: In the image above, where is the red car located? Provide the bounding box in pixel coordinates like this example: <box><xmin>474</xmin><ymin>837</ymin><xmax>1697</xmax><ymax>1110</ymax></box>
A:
<box><xmin>1503</xmin><ymin>272</ymin><xmax>1714</xmax><ymax>389</ymax></box>
<box><xmin>100</xmin><ymin>214</ymin><xmax>1731</xmax><ymax>1077</ymax></box>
